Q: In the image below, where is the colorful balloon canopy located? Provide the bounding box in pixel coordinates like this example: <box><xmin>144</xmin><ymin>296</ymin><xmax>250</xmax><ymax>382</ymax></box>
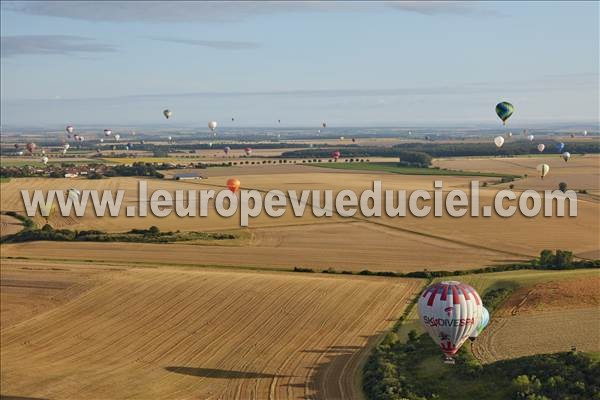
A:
<box><xmin>495</xmin><ymin>101</ymin><xmax>514</xmax><ymax>125</ymax></box>
<box><xmin>469</xmin><ymin>307</ymin><xmax>490</xmax><ymax>341</ymax></box>
<box><xmin>331</xmin><ymin>151</ymin><xmax>341</xmax><ymax>160</ymax></box>
<box><xmin>417</xmin><ymin>281</ymin><xmax>483</xmax><ymax>358</ymax></box>
<box><xmin>226</xmin><ymin>178</ymin><xmax>240</xmax><ymax>193</ymax></box>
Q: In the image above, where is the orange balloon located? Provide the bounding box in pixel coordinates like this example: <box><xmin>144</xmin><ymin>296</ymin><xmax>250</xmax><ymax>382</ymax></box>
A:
<box><xmin>227</xmin><ymin>178</ymin><xmax>241</xmax><ymax>193</ymax></box>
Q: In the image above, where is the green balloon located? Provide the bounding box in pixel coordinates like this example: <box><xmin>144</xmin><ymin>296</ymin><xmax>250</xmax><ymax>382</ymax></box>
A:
<box><xmin>496</xmin><ymin>101</ymin><xmax>514</xmax><ymax>125</ymax></box>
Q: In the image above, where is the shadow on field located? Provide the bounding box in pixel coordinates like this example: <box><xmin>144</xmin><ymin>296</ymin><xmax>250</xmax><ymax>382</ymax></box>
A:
<box><xmin>164</xmin><ymin>366</ymin><xmax>286</xmax><ymax>379</ymax></box>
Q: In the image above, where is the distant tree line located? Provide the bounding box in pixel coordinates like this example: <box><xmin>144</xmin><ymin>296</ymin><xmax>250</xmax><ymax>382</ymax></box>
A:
<box><xmin>1</xmin><ymin>224</ymin><xmax>236</xmax><ymax>244</ymax></box>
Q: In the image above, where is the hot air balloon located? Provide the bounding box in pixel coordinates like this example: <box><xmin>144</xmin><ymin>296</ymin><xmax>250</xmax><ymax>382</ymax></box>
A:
<box><xmin>556</xmin><ymin>142</ymin><xmax>564</xmax><ymax>153</ymax></box>
<box><xmin>66</xmin><ymin>125</ymin><xmax>74</xmax><ymax>134</ymax></box>
<box><xmin>507</xmin><ymin>132</ymin><xmax>513</xmax><ymax>138</ymax></box>
<box><xmin>494</xmin><ymin>136</ymin><xmax>505</xmax><ymax>148</ymax></box>
<box><xmin>163</xmin><ymin>109</ymin><xmax>172</xmax><ymax>119</ymax></box>
<box><xmin>583</xmin><ymin>130</ymin><xmax>588</xmax><ymax>136</ymax></box>
<box><xmin>41</xmin><ymin>156</ymin><xmax>49</xmax><ymax>165</ymax></box>
<box><xmin>352</xmin><ymin>138</ymin><xmax>356</xmax><ymax>143</ymax></box>
<box><xmin>322</xmin><ymin>122</ymin><xmax>327</xmax><ymax>128</ymax></box>
<box><xmin>208</xmin><ymin>121</ymin><xmax>218</xmax><ymax>131</ymax></box>
<box><xmin>167</xmin><ymin>136</ymin><xmax>172</xmax><ymax>143</ymax></box>
<box><xmin>527</xmin><ymin>134</ymin><xmax>535</xmax><ymax>142</ymax></box>
<box><xmin>77</xmin><ymin>135</ymin><xmax>85</xmax><ymax>142</ymax></box>
<box><xmin>226</xmin><ymin>178</ymin><xmax>240</xmax><ymax>193</ymax></box>
<box><xmin>126</xmin><ymin>143</ymin><xmax>132</xmax><ymax>151</ymax></box>
<box><xmin>469</xmin><ymin>307</ymin><xmax>489</xmax><ymax>342</ymax></box>
<box><xmin>278</xmin><ymin>119</ymin><xmax>281</xmax><ymax>124</ymax></box>
<box><xmin>132</xmin><ymin>131</ymin><xmax>136</xmax><ymax>136</ymax></box>
<box><xmin>114</xmin><ymin>134</ymin><xmax>121</xmax><ymax>142</ymax></box>
<box><xmin>64</xmin><ymin>143</ymin><xmax>70</xmax><ymax>151</ymax></box>
<box><xmin>41</xmin><ymin>149</ymin><xmax>46</xmax><ymax>155</ymax></box>
<box><xmin>408</xmin><ymin>131</ymin><xmax>412</xmax><ymax>135</ymax></box>
<box><xmin>17</xmin><ymin>151</ymin><xmax>24</xmax><ymax>156</ymax></box>
<box><xmin>208</xmin><ymin>142</ymin><xmax>213</xmax><ymax>147</ymax></box>
<box><xmin>562</xmin><ymin>152</ymin><xmax>571</xmax><ymax>162</ymax></box>
<box><xmin>537</xmin><ymin>163</ymin><xmax>550</xmax><ymax>179</ymax></box>
<box><xmin>140</xmin><ymin>140</ymin><xmax>145</xmax><ymax>145</ymax></box>
<box><xmin>537</xmin><ymin>144</ymin><xmax>545</xmax><ymax>152</ymax></box>
<box><xmin>104</xmin><ymin>129</ymin><xmax>112</xmax><ymax>136</ymax></box>
<box><xmin>331</xmin><ymin>151</ymin><xmax>341</xmax><ymax>160</ymax></box>
<box><xmin>570</xmin><ymin>133</ymin><xmax>575</xmax><ymax>138</ymax></box>
<box><xmin>231</xmin><ymin>117</ymin><xmax>235</xmax><ymax>122</ymax></box>
<box><xmin>26</xmin><ymin>142</ymin><xmax>36</xmax><ymax>153</ymax></box>
<box><xmin>417</xmin><ymin>281</ymin><xmax>482</xmax><ymax>361</ymax></box>
<box><xmin>68</xmin><ymin>188</ymin><xmax>81</xmax><ymax>202</ymax></box>
<box><xmin>100</xmin><ymin>138</ymin><xmax>104</xmax><ymax>143</ymax></box>
<box><xmin>14</xmin><ymin>143</ymin><xmax>19</xmax><ymax>149</ymax></box>
<box><xmin>224</xmin><ymin>146</ymin><xmax>231</xmax><ymax>155</ymax></box>
<box><xmin>495</xmin><ymin>101</ymin><xmax>514</xmax><ymax>125</ymax></box>
<box><xmin>244</xmin><ymin>147</ymin><xmax>252</xmax><ymax>156</ymax></box>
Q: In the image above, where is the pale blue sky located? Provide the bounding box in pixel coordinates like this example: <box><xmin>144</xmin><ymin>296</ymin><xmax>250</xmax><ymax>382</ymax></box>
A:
<box><xmin>1</xmin><ymin>1</ymin><xmax>598</xmax><ymax>127</ymax></box>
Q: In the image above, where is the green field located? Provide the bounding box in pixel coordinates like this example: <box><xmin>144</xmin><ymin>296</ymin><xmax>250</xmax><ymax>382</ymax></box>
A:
<box><xmin>312</xmin><ymin>162</ymin><xmax>521</xmax><ymax>178</ymax></box>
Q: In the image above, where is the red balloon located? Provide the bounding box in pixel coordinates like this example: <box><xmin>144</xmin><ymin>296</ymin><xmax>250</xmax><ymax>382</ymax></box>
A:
<box><xmin>227</xmin><ymin>178</ymin><xmax>240</xmax><ymax>193</ymax></box>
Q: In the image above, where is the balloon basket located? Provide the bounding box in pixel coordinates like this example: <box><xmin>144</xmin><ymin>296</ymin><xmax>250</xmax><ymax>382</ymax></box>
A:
<box><xmin>443</xmin><ymin>356</ymin><xmax>455</xmax><ymax>365</ymax></box>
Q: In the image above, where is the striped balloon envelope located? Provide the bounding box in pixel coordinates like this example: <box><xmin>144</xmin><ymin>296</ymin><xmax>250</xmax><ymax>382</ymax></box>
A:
<box><xmin>417</xmin><ymin>281</ymin><xmax>482</xmax><ymax>358</ymax></box>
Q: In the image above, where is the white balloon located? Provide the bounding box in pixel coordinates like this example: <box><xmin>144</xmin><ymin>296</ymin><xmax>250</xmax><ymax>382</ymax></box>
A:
<box><xmin>494</xmin><ymin>136</ymin><xmax>505</xmax><ymax>148</ymax></box>
<box><xmin>562</xmin><ymin>152</ymin><xmax>571</xmax><ymax>162</ymax></box>
<box><xmin>537</xmin><ymin>144</ymin><xmax>545</xmax><ymax>152</ymax></box>
<box><xmin>417</xmin><ymin>281</ymin><xmax>482</xmax><ymax>358</ymax></box>
<box><xmin>527</xmin><ymin>134</ymin><xmax>535</xmax><ymax>141</ymax></box>
<box><xmin>41</xmin><ymin>156</ymin><xmax>49</xmax><ymax>165</ymax></box>
<box><xmin>208</xmin><ymin>120</ymin><xmax>218</xmax><ymax>131</ymax></box>
<box><xmin>537</xmin><ymin>163</ymin><xmax>550</xmax><ymax>179</ymax></box>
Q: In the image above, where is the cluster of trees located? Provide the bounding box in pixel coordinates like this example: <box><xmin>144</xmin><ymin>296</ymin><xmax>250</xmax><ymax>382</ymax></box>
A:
<box><xmin>393</xmin><ymin>141</ymin><xmax>600</xmax><ymax>158</ymax></box>
<box><xmin>280</xmin><ymin>141</ymin><xmax>599</xmax><ymax>159</ymax></box>
<box><xmin>398</xmin><ymin>151</ymin><xmax>432</xmax><ymax>167</ymax></box>
<box><xmin>103</xmin><ymin>163</ymin><xmax>164</xmax><ymax>178</ymax></box>
<box><xmin>363</xmin><ymin>330</ymin><xmax>599</xmax><ymax>400</ymax></box>
<box><xmin>1</xmin><ymin>224</ymin><xmax>236</xmax><ymax>244</ymax></box>
<box><xmin>292</xmin><ymin>250</ymin><xmax>599</xmax><ymax>279</ymax></box>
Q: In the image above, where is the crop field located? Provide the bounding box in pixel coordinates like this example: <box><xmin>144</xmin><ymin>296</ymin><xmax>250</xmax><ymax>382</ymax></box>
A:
<box><xmin>0</xmin><ymin>259</ymin><xmax>422</xmax><ymax>400</ymax></box>
<box><xmin>399</xmin><ymin>269</ymin><xmax>600</xmax><ymax>341</ymax></box>
<box><xmin>1</xmin><ymin>155</ymin><xmax>598</xmax><ymax>272</ymax></box>
<box><xmin>472</xmin><ymin>275</ymin><xmax>600</xmax><ymax>363</ymax></box>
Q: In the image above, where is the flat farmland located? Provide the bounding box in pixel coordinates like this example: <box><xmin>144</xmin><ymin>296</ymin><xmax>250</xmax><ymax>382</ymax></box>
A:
<box><xmin>0</xmin><ymin>259</ymin><xmax>422</xmax><ymax>400</ymax></box>
<box><xmin>1</xmin><ymin>157</ymin><xmax>598</xmax><ymax>271</ymax></box>
<box><xmin>472</xmin><ymin>275</ymin><xmax>600</xmax><ymax>363</ymax></box>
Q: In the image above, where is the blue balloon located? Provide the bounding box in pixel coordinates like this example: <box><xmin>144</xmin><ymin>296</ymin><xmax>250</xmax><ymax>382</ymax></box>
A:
<box><xmin>556</xmin><ymin>142</ymin><xmax>564</xmax><ymax>153</ymax></box>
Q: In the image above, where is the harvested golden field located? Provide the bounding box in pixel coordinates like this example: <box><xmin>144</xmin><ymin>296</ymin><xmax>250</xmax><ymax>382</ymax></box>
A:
<box><xmin>0</xmin><ymin>214</ymin><xmax>22</xmax><ymax>237</ymax></box>
<box><xmin>1</xmin><ymin>157</ymin><xmax>598</xmax><ymax>272</ymax></box>
<box><xmin>472</xmin><ymin>275</ymin><xmax>600</xmax><ymax>363</ymax></box>
<box><xmin>1</xmin><ymin>221</ymin><xmax>507</xmax><ymax>272</ymax></box>
<box><xmin>0</xmin><ymin>259</ymin><xmax>422</xmax><ymax>400</ymax></box>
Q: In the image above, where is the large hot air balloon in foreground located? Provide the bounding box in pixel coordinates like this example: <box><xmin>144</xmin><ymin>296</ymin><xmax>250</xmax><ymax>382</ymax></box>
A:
<box><xmin>226</xmin><ymin>178</ymin><xmax>240</xmax><ymax>193</ymax></box>
<box><xmin>537</xmin><ymin>163</ymin><xmax>550</xmax><ymax>179</ymax></box>
<box><xmin>469</xmin><ymin>306</ymin><xmax>489</xmax><ymax>341</ymax></box>
<box><xmin>417</xmin><ymin>281</ymin><xmax>482</xmax><ymax>362</ymax></box>
<box><xmin>495</xmin><ymin>102</ymin><xmax>514</xmax><ymax>125</ymax></box>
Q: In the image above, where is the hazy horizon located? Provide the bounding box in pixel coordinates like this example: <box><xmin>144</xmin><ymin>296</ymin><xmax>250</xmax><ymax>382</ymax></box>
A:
<box><xmin>1</xmin><ymin>1</ymin><xmax>599</xmax><ymax>127</ymax></box>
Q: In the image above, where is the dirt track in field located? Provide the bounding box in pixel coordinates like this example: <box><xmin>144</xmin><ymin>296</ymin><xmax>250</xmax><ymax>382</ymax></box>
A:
<box><xmin>1</xmin><ymin>260</ymin><xmax>422</xmax><ymax>400</ymax></box>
